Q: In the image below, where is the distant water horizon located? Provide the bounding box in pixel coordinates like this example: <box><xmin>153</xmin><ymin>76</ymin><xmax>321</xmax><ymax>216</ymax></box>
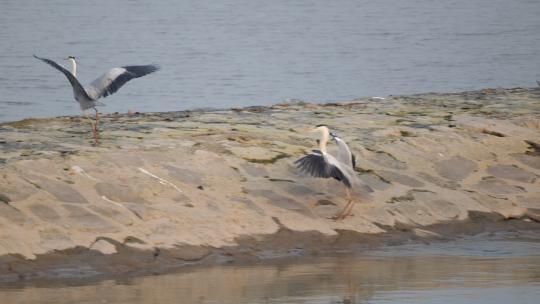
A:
<box><xmin>1</xmin><ymin>0</ymin><xmax>539</xmax><ymax>122</ymax></box>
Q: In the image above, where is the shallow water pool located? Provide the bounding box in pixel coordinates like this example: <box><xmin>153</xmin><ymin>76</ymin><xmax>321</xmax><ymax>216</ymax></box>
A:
<box><xmin>1</xmin><ymin>231</ymin><xmax>539</xmax><ymax>303</ymax></box>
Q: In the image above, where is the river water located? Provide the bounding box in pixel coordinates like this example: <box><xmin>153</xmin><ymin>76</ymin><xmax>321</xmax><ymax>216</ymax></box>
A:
<box><xmin>1</xmin><ymin>0</ymin><xmax>539</xmax><ymax>122</ymax></box>
<box><xmin>1</xmin><ymin>232</ymin><xmax>539</xmax><ymax>303</ymax></box>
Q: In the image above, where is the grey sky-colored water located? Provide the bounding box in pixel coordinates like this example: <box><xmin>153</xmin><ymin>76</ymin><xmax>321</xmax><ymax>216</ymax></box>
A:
<box><xmin>1</xmin><ymin>0</ymin><xmax>539</xmax><ymax>122</ymax></box>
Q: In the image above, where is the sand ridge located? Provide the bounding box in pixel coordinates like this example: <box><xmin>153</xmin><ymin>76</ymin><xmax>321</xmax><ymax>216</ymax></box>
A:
<box><xmin>0</xmin><ymin>87</ymin><xmax>539</xmax><ymax>282</ymax></box>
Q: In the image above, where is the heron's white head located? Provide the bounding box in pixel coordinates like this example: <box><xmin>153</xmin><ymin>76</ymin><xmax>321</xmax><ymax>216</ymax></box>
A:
<box><xmin>304</xmin><ymin>124</ymin><xmax>329</xmax><ymax>134</ymax></box>
<box><xmin>64</xmin><ymin>56</ymin><xmax>76</xmax><ymax>63</ymax></box>
<box><xmin>304</xmin><ymin>125</ymin><xmax>331</xmax><ymax>151</ymax></box>
<box><xmin>64</xmin><ymin>56</ymin><xmax>77</xmax><ymax>76</ymax></box>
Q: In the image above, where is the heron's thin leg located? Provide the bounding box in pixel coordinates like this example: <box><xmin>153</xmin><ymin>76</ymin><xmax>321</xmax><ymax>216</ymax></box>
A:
<box><xmin>83</xmin><ymin>111</ymin><xmax>99</xmax><ymax>145</ymax></box>
<box><xmin>93</xmin><ymin>107</ymin><xmax>100</xmax><ymax>132</ymax></box>
<box><xmin>82</xmin><ymin>111</ymin><xmax>94</xmax><ymax>129</ymax></box>
<box><xmin>331</xmin><ymin>187</ymin><xmax>355</xmax><ymax>221</ymax></box>
<box><xmin>342</xmin><ymin>188</ymin><xmax>356</xmax><ymax>218</ymax></box>
<box><xmin>93</xmin><ymin>107</ymin><xmax>101</xmax><ymax>143</ymax></box>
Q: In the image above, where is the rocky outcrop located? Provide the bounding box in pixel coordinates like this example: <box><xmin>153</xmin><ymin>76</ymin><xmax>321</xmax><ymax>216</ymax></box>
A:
<box><xmin>0</xmin><ymin>87</ymin><xmax>539</xmax><ymax>281</ymax></box>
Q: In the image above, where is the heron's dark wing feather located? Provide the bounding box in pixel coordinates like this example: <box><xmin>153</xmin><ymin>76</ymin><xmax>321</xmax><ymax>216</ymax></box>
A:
<box><xmin>33</xmin><ymin>55</ymin><xmax>89</xmax><ymax>100</ymax></box>
<box><xmin>351</xmin><ymin>154</ymin><xmax>356</xmax><ymax>169</ymax></box>
<box><xmin>87</xmin><ymin>64</ymin><xmax>160</xmax><ymax>99</ymax></box>
<box><xmin>329</xmin><ymin>164</ymin><xmax>351</xmax><ymax>187</ymax></box>
<box><xmin>295</xmin><ymin>154</ymin><xmax>323</xmax><ymax>177</ymax></box>
<box><xmin>295</xmin><ymin>153</ymin><xmax>351</xmax><ymax>187</ymax></box>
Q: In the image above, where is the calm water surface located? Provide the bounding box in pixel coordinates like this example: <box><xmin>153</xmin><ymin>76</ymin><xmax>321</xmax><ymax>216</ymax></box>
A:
<box><xmin>1</xmin><ymin>0</ymin><xmax>539</xmax><ymax>122</ymax></box>
<box><xmin>1</xmin><ymin>232</ymin><xmax>539</xmax><ymax>303</ymax></box>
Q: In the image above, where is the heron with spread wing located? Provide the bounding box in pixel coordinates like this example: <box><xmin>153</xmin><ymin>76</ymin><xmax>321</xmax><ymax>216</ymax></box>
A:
<box><xmin>34</xmin><ymin>55</ymin><xmax>159</xmax><ymax>144</ymax></box>
<box><xmin>295</xmin><ymin>125</ymin><xmax>373</xmax><ymax>220</ymax></box>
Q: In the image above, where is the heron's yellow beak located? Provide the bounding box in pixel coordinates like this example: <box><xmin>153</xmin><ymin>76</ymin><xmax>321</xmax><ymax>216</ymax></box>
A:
<box><xmin>302</xmin><ymin>127</ymin><xmax>316</xmax><ymax>133</ymax></box>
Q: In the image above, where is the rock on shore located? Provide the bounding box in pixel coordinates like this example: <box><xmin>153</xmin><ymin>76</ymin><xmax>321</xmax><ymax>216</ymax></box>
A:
<box><xmin>0</xmin><ymin>87</ymin><xmax>539</xmax><ymax>281</ymax></box>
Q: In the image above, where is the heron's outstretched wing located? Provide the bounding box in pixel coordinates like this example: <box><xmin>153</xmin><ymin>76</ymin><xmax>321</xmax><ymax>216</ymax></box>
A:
<box><xmin>33</xmin><ymin>55</ymin><xmax>89</xmax><ymax>100</ymax></box>
<box><xmin>295</xmin><ymin>152</ymin><xmax>351</xmax><ymax>187</ymax></box>
<box><xmin>334</xmin><ymin>136</ymin><xmax>355</xmax><ymax>168</ymax></box>
<box><xmin>86</xmin><ymin>64</ymin><xmax>160</xmax><ymax>100</ymax></box>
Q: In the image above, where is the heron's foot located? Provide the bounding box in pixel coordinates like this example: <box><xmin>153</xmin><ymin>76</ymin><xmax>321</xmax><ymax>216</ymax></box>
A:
<box><xmin>327</xmin><ymin>214</ymin><xmax>342</xmax><ymax>221</ymax></box>
<box><xmin>328</xmin><ymin>200</ymin><xmax>355</xmax><ymax>221</ymax></box>
<box><xmin>327</xmin><ymin>210</ymin><xmax>354</xmax><ymax>221</ymax></box>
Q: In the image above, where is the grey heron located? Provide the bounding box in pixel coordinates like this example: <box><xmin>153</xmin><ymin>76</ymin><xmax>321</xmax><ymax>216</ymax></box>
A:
<box><xmin>33</xmin><ymin>55</ymin><xmax>159</xmax><ymax>144</ymax></box>
<box><xmin>295</xmin><ymin>125</ymin><xmax>373</xmax><ymax>220</ymax></box>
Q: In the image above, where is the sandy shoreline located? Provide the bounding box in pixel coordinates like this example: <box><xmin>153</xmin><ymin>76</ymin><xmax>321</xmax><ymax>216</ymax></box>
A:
<box><xmin>0</xmin><ymin>87</ymin><xmax>539</xmax><ymax>283</ymax></box>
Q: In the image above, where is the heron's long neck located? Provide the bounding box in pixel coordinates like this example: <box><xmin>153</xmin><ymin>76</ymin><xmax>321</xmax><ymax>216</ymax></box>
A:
<box><xmin>69</xmin><ymin>59</ymin><xmax>77</xmax><ymax>77</ymax></box>
<box><xmin>319</xmin><ymin>128</ymin><xmax>329</xmax><ymax>153</ymax></box>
